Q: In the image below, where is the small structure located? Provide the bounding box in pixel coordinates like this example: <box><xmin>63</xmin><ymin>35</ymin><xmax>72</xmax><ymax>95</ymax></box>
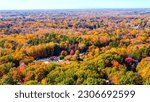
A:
<box><xmin>44</xmin><ymin>61</ymin><xmax>49</xmax><ymax>64</ymax></box>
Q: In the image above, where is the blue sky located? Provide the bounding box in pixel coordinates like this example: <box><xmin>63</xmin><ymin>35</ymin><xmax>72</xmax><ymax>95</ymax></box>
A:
<box><xmin>0</xmin><ymin>0</ymin><xmax>149</xmax><ymax>10</ymax></box>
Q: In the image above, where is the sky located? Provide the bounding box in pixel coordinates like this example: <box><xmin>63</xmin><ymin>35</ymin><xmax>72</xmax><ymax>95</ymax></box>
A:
<box><xmin>0</xmin><ymin>0</ymin><xmax>149</xmax><ymax>10</ymax></box>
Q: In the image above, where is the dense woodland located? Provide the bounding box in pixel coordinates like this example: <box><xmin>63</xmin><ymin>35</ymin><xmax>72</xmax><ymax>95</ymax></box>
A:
<box><xmin>0</xmin><ymin>9</ymin><xmax>150</xmax><ymax>85</ymax></box>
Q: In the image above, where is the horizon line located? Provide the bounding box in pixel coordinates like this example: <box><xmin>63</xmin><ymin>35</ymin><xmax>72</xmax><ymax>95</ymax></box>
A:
<box><xmin>0</xmin><ymin>8</ymin><xmax>150</xmax><ymax>11</ymax></box>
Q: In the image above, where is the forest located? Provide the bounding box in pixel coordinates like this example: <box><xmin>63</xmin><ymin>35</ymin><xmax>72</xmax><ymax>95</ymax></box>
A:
<box><xmin>0</xmin><ymin>9</ymin><xmax>150</xmax><ymax>85</ymax></box>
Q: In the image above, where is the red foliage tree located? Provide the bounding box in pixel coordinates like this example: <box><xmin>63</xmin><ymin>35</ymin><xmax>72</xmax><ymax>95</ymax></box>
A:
<box><xmin>70</xmin><ymin>50</ymin><xmax>75</xmax><ymax>56</ymax></box>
